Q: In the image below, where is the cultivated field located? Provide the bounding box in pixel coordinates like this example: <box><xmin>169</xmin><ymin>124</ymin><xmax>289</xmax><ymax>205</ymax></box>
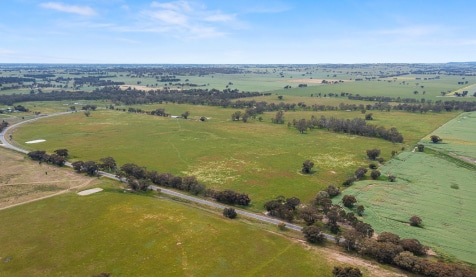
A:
<box><xmin>337</xmin><ymin>150</ymin><xmax>476</xmax><ymax>264</ymax></box>
<box><xmin>420</xmin><ymin>112</ymin><xmax>476</xmax><ymax>160</ymax></box>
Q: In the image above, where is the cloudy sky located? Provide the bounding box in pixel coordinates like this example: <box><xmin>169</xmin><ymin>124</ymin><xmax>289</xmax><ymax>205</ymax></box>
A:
<box><xmin>1</xmin><ymin>0</ymin><xmax>475</xmax><ymax>63</ymax></box>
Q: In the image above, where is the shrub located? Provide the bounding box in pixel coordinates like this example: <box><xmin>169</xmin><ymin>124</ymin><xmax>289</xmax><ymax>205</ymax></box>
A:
<box><xmin>370</xmin><ymin>170</ymin><xmax>381</xmax><ymax>180</ymax></box>
<box><xmin>409</xmin><ymin>215</ymin><xmax>422</xmax><ymax>227</ymax></box>
<box><xmin>223</xmin><ymin>207</ymin><xmax>237</xmax><ymax>219</ymax></box>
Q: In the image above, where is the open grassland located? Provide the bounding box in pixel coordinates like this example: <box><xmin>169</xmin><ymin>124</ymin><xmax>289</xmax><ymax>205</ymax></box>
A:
<box><xmin>420</xmin><ymin>112</ymin><xmax>476</xmax><ymax>160</ymax></box>
<box><xmin>277</xmin><ymin>75</ymin><xmax>476</xmax><ymax>99</ymax></box>
<box><xmin>0</xmin><ymin>185</ymin><xmax>406</xmax><ymax>277</ymax></box>
<box><xmin>9</xmin><ymin>103</ymin><xmax>457</xmax><ymax>210</ymax></box>
<box><xmin>336</xmin><ymin>151</ymin><xmax>476</xmax><ymax>264</ymax></box>
<box><xmin>0</xmin><ymin>148</ymin><xmax>101</xmax><ymax>210</ymax></box>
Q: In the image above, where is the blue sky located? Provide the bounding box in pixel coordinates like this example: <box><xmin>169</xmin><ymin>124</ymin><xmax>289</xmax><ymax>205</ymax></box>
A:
<box><xmin>1</xmin><ymin>0</ymin><xmax>476</xmax><ymax>63</ymax></box>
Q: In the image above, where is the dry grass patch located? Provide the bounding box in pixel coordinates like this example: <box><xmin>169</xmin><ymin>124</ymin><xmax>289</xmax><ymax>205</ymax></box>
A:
<box><xmin>0</xmin><ymin>148</ymin><xmax>100</xmax><ymax>210</ymax></box>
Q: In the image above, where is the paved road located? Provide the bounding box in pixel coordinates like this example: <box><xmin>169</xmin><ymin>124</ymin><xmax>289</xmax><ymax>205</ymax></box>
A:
<box><xmin>1</xmin><ymin>112</ymin><xmax>343</xmax><ymax>242</ymax></box>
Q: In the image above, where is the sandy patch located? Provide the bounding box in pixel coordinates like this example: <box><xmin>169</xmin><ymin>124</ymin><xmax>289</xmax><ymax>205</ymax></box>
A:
<box><xmin>77</xmin><ymin>188</ymin><xmax>103</xmax><ymax>196</ymax></box>
<box><xmin>25</xmin><ymin>139</ymin><xmax>46</xmax><ymax>144</ymax></box>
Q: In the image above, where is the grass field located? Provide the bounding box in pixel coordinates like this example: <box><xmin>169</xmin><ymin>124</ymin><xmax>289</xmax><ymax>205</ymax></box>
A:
<box><xmin>336</xmin><ymin>150</ymin><xmax>476</xmax><ymax>264</ymax></box>
<box><xmin>7</xmin><ymin>103</ymin><xmax>457</xmax><ymax>210</ymax></box>
<box><xmin>0</xmin><ymin>182</ymin><xmax>407</xmax><ymax>277</ymax></box>
<box><xmin>420</xmin><ymin>112</ymin><xmax>476</xmax><ymax>160</ymax></box>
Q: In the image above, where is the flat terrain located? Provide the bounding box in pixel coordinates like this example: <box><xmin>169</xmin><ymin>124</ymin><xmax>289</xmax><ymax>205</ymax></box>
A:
<box><xmin>0</xmin><ymin>178</ymin><xmax>404</xmax><ymax>277</ymax></box>
<box><xmin>0</xmin><ymin>147</ymin><xmax>99</xmax><ymax>210</ymax></box>
<box><xmin>8</xmin><ymin>105</ymin><xmax>457</xmax><ymax>210</ymax></box>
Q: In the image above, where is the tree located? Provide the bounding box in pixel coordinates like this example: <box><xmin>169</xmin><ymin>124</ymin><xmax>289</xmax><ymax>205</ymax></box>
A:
<box><xmin>377</xmin><ymin>232</ymin><xmax>400</xmax><ymax>244</ymax></box>
<box><xmin>83</xmin><ymin>161</ymin><xmax>99</xmax><ymax>176</ymax></box>
<box><xmin>315</xmin><ymin>190</ymin><xmax>329</xmax><ymax>206</ymax></box>
<box><xmin>430</xmin><ymin>135</ymin><xmax>442</xmax><ymax>143</ymax></box>
<box><xmin>409</xmin><ymin>215</ymin><xmax>422</xmax><ymax>227</ymax></box>
<box><xmin>99</xmin><ymin>156</ymin><xmax>117</xmax><ymax>172</ymax></box>
<box><xmin>356</xmin><ymin>205</ymin><xmax>365</xmax><ymax>216</ymax></box>
<box><xmin>298</xmin><ymin>206</ymin><xmax>321</xmax><ymax>225</ymax></box>
<box><xmin>54</xmin><ymin>149</ymin><xmax>69</xmax><ymax>157</ymax></box>
<box><xmin>417</xmin><ymin>144</ymin><xmax>424</xmax><ymax>152</ymax></box>
<box><xmin>231</xmin><ymin>111</ymin><xmax>242</xmax><ymax>121</ymax></box>
<box><xmin>393</xmin><ymin>251</ymin><xmax>419</xmax><ymax>271</ymax></box>
<box><xmin>302</xmin><ymin>225</ymin><xmax>324</xmax><ymax>243</ymax></box>
<box><xmin>181</xmin><ymin>111</ymin><xmax>190</xmax><ymax>119</ymax></box>
<box><xmin>332</xmin><ymin>266</ymin><xmax>362</xmax><ymax>277</ymax></box>
<box><xmin>84</xmin><ymin>110</ymin><xmax>91</xmax><ymax>117</ymax></box>
<box><xmin>400</xmin><ymin>238</ymin><xmax>428</xmax><ymax>256</ymax></box>
<box><xmin>365</xmin><ymin>113</ymin><xmax>373</xmax><ymax>120</ymax></box>
<box><xmin>354</xmin><ymin>167</ymin><xmax>367</xmax><ymax>180</ymax></box>
<box><xmin>370</xmin><ymin>170</ymin><xmax>381</xmax><ymax>180</ymax></box>
<box><xmin>366</xmin><ymin>149</ymin><xmax>381</xmax><ymax>160</ymax></box>
<box><xmin>285</xmin><ymin>197</ymin><xmax>300</xmax><ymax>210</ymax></box>
<box><xmin>342</xmin><ymin>195</ymin><xmax>357</xmax><ymax>208</ymax></box>
<box><xmin>223</xmin><ymin>207</ymin><xmax>237</xmax><ymax>219</ymax></box>
<box><xmin>295</xmin><ymin>118</ymin><xmax>307</xmax><ymax>134</ymax></box>
<box><xmin>326</xmin><ymin>185</ymin><xmax>341</xmax><ymax>198</ymax></box>
<box><xmin>272</xmin><ymin>110</ymin><xmax>285</xmax><ymax>124</ymax></box>
<box><xmin>301</xmin><ymin>160</ymin><xmax>314</xmax><ymax>174</ymax></box>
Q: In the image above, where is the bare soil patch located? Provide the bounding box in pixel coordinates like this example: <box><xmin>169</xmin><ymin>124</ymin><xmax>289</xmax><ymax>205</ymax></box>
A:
<box><xmin>0</xmin><ymin>148</ymin><xmax>100</xmax><ymax>210</ymax></box>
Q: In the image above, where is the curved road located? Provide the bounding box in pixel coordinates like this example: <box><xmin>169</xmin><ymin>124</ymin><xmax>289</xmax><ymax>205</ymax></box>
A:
<box><xmin>1</xmin><ymin>112</ymin><xmax>342</xmax><ymax>241</ymax></box>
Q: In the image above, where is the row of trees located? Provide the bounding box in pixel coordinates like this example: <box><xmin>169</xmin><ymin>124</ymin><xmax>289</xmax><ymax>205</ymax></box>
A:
<box><xmin>115</xmin><ymin>162</ymin><xmax>251</xmax><ymax>206</ymax></box>
<box><xmin>288</xmin><ymin>114</ymin><xmax>404</xmax><ymax>142</ymax></box>
<box><xmin>27</xmin><ymin>149</ymin><xmax>68</xmax><ymax>166</ymax></box>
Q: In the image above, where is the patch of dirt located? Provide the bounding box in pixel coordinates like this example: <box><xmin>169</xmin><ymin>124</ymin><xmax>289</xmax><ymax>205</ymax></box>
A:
<box><xmin>0</xmin><ymin>148</ymin><xmax>101</xmax><ymax>210</ymax></box>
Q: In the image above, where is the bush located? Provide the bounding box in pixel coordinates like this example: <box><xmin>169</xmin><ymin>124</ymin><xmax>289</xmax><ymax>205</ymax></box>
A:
<box><xmin>332</xmin><ymin>266</ymin><xmax>362</xmax><ymax>277</ymax></box>
<box><xmin>370</xmin><ymin>170</ymin><xmax>381</xmax><ymax>180</ymax></box>
<box><xmin>223</xmin><ymin>207</ymin><xmax>237</xmax><ymax>219</ymax></box>
<box><xmin>409</xmin><ymin>215</ymin><xmax>422</xmax><ymax>227</ymax></box>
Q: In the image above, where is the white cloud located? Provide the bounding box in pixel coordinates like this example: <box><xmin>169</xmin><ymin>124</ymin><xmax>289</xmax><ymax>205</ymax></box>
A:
<box><xmin>204</xmin><ymin>13</ymin><xmax>236</xmax><ymax>22</ymax></box>
<box><xmin>40</xmin><ymin>2</ymin><xmax>97</xmax><ymax>16</ymax></box>
<box><xmin>0</xmin><ymin>48</ymin><xmax>16</xmax><ymax>55</ymax></box>
<box><xmin>133</xmin><ymin>1</ymin><xmax>239</xmax><ymax>39</ymax></box>
<box><xmin>371</xmin><ymin>25</ymin><xmax>441</xmax><ymax>37</ymax></box>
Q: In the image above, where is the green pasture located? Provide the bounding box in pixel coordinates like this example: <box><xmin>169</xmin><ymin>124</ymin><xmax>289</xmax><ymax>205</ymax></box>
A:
<box><xmin>278</xmin><ymin>75</ymin><xmax>476</xmax><ymax>100</ymax></box>
<box><xmin>9</xmin><ymin>102</ymin><xmax>456</xmax><ymax>210</ymax></box>
<box><xmin>336</xmin><ymin>151</ymin><xmax>476</xmax><ymax>264</ymax></box>
<box><xmin>420</xmin><ymin>112</ymin><xmax>476</xmax><ymax>160</ymax></box>
<box><xmin>0</xmin><ymin>186</ymin><xmax>341</xmax><ymax>277</ymax></box>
